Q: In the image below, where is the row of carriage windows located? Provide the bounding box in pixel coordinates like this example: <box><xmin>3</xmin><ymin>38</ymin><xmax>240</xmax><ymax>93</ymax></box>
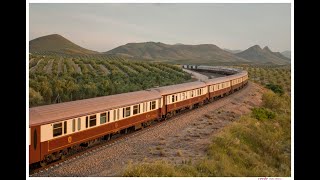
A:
<box><xmin>51</xmin><ymin>76</ymin><xmax>247</xmax><ymax>138</ymax></box>
<box><xmin>52</xmin><ymin>100</ymin><xmax>157</xmax><ymax>137</ymax></box>
<box><xmin>171</xmin><ymin>89</ymin><xmax>203</xmax><ymax>103</ymax></box>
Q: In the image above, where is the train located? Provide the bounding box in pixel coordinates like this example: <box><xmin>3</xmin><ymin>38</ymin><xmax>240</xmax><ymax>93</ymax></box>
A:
<box><xmin>29</xmin><ymin>65</ymin><xmax>248</xmax><ymax>166</ymax></box>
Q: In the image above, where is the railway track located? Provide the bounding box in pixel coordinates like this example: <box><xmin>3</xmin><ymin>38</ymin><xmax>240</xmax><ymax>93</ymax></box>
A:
<box><xmin>29</xmin><ymin>83</ymin><xmax>248</xmax><ymax>176</ymax></box>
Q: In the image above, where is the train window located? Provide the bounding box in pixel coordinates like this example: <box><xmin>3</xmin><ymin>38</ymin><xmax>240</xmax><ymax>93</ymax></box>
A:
<box><xmin>191</xmin><ymin>91</ymin><xmax>194</xmax><ymax>97</ymax></box>
<box><xmin>64</xmin><ymin>121</ymin><xmax>67</xmax><ymax>134</ymax></box>
<box><xmin>133</xmin><ymin>105</ymin><xmax>140</xmax><ymax>115</ymax></box>
<box><xmin>150</xmin><ymin>101</ymin><xmax>156</xmax><ymax>110</ymax></box>
<box><xmin>72</xmin><ymin>119</ymin><xmax>75</xmax><ymax>132</ymax></box>
<box><xmin>100</xmin><ymin>113</ymin><xmax>107</xmax><ymax>124</ymax></box>
<box><xmin>53</xmin><ymin>122</ymin><xmax>62</xmax><ymax>137</ymax></box>
<box><xmin>33</xmin><ymin>129</ymin><xmax>37</xmax><ymax>150</ymax></box>
<box><xmin>90</xmin><ymin>115</ymin><xmax>96</xmax><ymax>127</ymax></box>
<box><xmin>182</xmin><ymin>93</ymin><xmax>185</xmax><ymax>100</ymax></box>
<box><xmin>144</xmin><ymin>102</ymin><xmax>147</xmax><ymax>112</ymax></box>
<box><xmin>78</xmin><ymin>118</ymin><xmax>81</xmax><ymax>131</ymax></box>
<box><xmin>124</xmin><ymin>107</ymin><xmax>131</xmax><ymax>117</ymax></box>
<box><xmin>222</xmin><ymin>83</ymin><xmax>224</xmax><ymax>88</ymax></box>
<box><xmin>175</xmin><ymin>95</ymin><xmax>178</xmax><ymax>101</ymax></box>
<box><xmin>172</xmin><ymin>95</ymin><xmax>175</xmax><ymax>103</ymax></box>
<box><xmin>114</xmin><ymin>110</ymin><xmax>117</xmax><ymax>121</ymax></box>
<box><xmin>86</xmin><ymin>116</ymin><xmax>88</xmax><ymax>128</ymax></box>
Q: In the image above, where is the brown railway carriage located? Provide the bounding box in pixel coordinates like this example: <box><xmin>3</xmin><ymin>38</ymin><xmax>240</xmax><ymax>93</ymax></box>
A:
<box><xmin>152</xmin><ymin>81</ymin><xmax>208</xmax><ymax>118</ymax></box>
<box><xmin>29</xmin><ymin>67</ymin><xmax>249</xmax><ymax>166</ymax></box>
<box><xmin>229</xmin><ymin>71</ymin><xmax>248</xmax><ymax>91</ymax></box>
<box><xmin>203</xmin><ymin>76</ymin><xmax>232</xmax><ymax>100</ymax></box>
<box><xmin>29</xmin><ymin>90</ymin><xmax>162</xmax><ymax>165</ymax></box>
<box><xmin>203</xmin><ymin>71</ymin><xmax>248</xmax><ymax>100</ymax></box>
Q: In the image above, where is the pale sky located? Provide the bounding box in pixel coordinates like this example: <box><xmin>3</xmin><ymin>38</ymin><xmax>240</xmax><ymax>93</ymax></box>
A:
<box><xmin>29</xmin><ymin>3</ymin><xmax>291</xmax><ymax>52</ymax></box>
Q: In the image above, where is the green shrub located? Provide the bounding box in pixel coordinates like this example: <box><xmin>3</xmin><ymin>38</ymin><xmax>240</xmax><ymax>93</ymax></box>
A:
<box><xmin>265</xmin><ymin>83</ymin><xmax>284</xmax><ymax>95</ymax></box>
<box><xmin>122</xmin><ymin>92</ymin><xmax>291</xmax><ymax>177</ymax></box>
<box><xmin>251</xmin><ymin>108</ymin><xmax>276</xmax><ymax>120</ymax></box>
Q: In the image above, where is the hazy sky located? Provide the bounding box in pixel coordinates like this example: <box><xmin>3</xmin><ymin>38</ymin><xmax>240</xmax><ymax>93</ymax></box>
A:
<box><xmin>29</xmin><ymin>3</ymin><xmax>291</xmax><ymax>52</ymax></box>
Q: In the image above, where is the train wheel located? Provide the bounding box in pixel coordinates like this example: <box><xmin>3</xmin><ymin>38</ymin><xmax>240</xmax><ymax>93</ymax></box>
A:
<box><xmin>40</xmin><ymin>160</ymin><xmax>47</xmax><ymax>167</ymax></box>
<box><xmin>60</xmin><ymin>149</ymin><xmax>68</xmax><ymax>160</ymax></box>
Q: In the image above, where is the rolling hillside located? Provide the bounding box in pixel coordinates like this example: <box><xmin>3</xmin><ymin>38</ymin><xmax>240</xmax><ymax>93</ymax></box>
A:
<box><xmin>281</xmin><ymin>50</ymin><xmax>291</xmax><ymax>59</ymax></box>
<box><xmin>30</xmin><ymin>34</ymin><xmax>99</xmax><ymax>56</ymax></box>
<box><xmin>105</xmin><ymin>42</ymin><xmax>250</xmax><ymax>64</ymax></box>
<box><xmin>235</xmin><ymin>45</ymin><xmax>290</xmax><ymax>65</ymax></box>
<box><xmin>29</xmin><ymin>34</ymin><xmax>290</xmax><ymax>65</ymax></box>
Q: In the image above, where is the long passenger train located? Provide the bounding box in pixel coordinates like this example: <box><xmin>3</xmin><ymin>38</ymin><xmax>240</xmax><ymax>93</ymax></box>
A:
<box><xmin>29</xmin><ymin>65</ymin><xmax>248</xmax><ymax>166</ymax></box>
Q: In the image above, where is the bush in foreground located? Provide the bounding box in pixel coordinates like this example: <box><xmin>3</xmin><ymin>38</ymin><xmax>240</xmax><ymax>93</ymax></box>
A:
<box><xmin>123</xmin><ymin>91</ymin><xmax>291</xmax><ymax>177</ymax></box>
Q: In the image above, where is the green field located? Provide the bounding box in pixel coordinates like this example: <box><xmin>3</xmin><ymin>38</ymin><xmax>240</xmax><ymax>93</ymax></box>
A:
<box><xmin>239</xmin><ymin>65</ymin><xmax>291</xmax><ymax>94</ymax></box>
<box><xmin>29</xmin><ymin>54</ymin><xmax>191</xmax><ymax>107</ymax></box>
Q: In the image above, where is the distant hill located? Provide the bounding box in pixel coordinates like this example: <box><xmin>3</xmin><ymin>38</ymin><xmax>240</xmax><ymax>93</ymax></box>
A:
<box><xmin>281</xmin><ymin>50</ymin><xmax>291</xmax><ymax>59</ymax></box>
<box><xmin>105</xmin><ymin>42</ymin><xmax>250</xmax><ymax>64</ymax></box>
<box><xmin>235</xmin><ymin>45</ymin><xmax>290</xmax><ymax>65</ymax></box>
<box><xmin>30</xmin><ymin>34</ymin><xmax>99</xmax><ymax>56</ymax></box>
<box><xmin>223</xmin><ymin>48</ymin><xmax>242</xmax><ymax>54</ymax></box>
<box><xmin>29</xmin><ymin>35</ymin><xmax>290</xmax><ymax>65</ymax></box>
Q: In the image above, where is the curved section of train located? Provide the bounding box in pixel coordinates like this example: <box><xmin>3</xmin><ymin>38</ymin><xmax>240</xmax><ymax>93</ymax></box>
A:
<box><xmin>29</xmin><ymin>65</ymin><xmax>248</xmax><ymax>166</ymax></box>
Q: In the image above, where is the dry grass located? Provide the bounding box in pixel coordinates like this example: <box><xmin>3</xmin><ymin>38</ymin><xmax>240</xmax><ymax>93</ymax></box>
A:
<box><xmin>123</xmin><ymin>91</ymin><xmax>291</xmax><ymax>177</ymax></box>
<box><xmin>176</xmin><ymin>150</ymin><xmax>183</xmax><ymax>157</ymax></box>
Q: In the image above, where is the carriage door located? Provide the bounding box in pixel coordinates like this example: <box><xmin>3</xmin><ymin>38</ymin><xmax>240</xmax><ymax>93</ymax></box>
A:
<box><xmin>29</xmin><ymin>126</ymin><xmax>41</xmax><ymax>164</ymax></box>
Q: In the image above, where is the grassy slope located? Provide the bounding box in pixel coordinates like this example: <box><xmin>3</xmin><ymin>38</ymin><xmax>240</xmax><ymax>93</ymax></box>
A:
<box><xmin>123</xmin><ymin>65</ymin><xmax>291</xmax><ymax>177</ymax></box>
<box><xmin>123</xmin><ymin>91</ymin><xmax>291</xmax><ymax>177</ymax></box>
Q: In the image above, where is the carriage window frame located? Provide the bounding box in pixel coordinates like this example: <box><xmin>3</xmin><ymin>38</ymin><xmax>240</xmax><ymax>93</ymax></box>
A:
<box><xmin>113</xmin><ymin>109</ymin><xmax>117</xmax><ymax>121</ymax></box>
<box><xmin>100</xmin><ymin>112</ymin><xmax>107</xmax><ymax>124</ymax></box>
<box><xmin>77</xmin><ymin>118</ymin><xmax>81</xmax><ymax>131</ymax></box>
<box><xmin>53</xmin><ymin>122</ymin><xmax>63</xmax><ymax>137</ymax></box>
<box><xmin>72</xmin><ymin>119</ymin><xmax>75</xmax><ymax>132</ymax></box>
<box><xmin>89</xmin><ymin>115</ymin><xmax>96</xmax><ymax>127</ymax></box>
<box><xmin>133</xmin><ymin>105</ymin><xmax>140</xmax><ymax>115</ymax></box>
<box><xmin>150</xmin><ymin>101</ymin><xmax>156</xmax><ymax>110</ymax></box>
<box><xmin>124</xmin><ymin>107</ymin><xmax>131</xmax><ymax>117</ymax></box>
<box><xmin>64</xmin><ymin>121</ymin><xmax>67</xmax><ymax>134</ymax></box>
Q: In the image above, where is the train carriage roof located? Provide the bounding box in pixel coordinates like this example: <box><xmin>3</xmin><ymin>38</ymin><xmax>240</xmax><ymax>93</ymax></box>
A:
<box><xmin>151</xmin><ymin>81</ymin><xmax>207</xmax><ymax>95</ymax></box>
<box><xmin>29</xmin><ymin>90</ymin><xmax>161</xmax><ymax>126</ymax></box>
<box><xmin>203</xmin><ymin>71</ymin><xmax>248</xmax><ymax>85</ymax></box>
